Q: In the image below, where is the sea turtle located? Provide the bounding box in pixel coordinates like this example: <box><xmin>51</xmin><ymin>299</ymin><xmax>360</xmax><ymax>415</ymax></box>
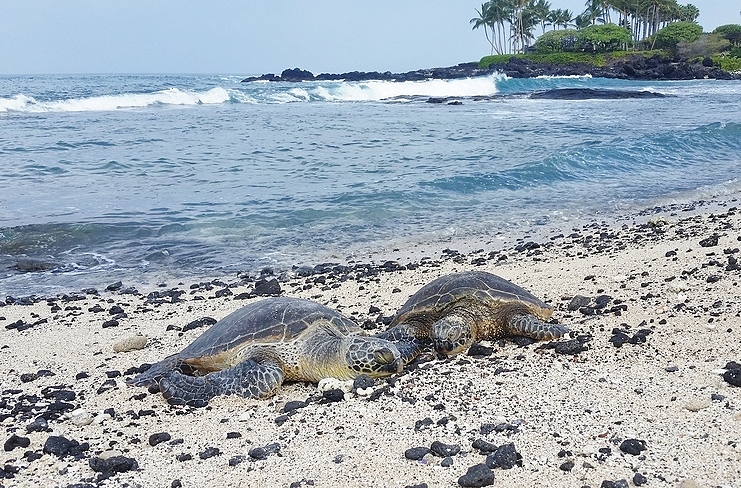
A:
<box><xmin>379</xmin><ymin>271</ymin><xmax>569</xmax><ymax>360</ymax></box>
<box><xmin>127</xmin><ymin>297</ymin><xmax>403</xmax><ymax>407</ymax></box>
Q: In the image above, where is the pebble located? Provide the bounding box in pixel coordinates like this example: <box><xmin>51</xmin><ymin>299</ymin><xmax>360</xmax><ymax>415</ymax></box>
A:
<box><xmin>723</xmin><ymin>368</ymin><xmax>741</xmax><ymax>387</ymax></box>
<box><xmin>430</xmin><ymin>440</ymin><xmax>461</xmax><ymax>457</ymax></box>
<box><xmin>554</xmin><ymin>339</ymin><xmax>585</xmax><ymax>355</ymax></box>
<box><xmin>684</xmin><ymin>398</ymin><xmax>711</xmax><ymax>412</ymax></box>
<box><xmin>43</xmin><ymin>435</ymin><xmax>86</xmax><ymax>458</ymax></box>
<box><xmin>149</xmin><ymin>432</ymin><xmax>172</xmax><ymax>446</ymax></box>
<box><xmin>619</xmin><ymin>438</ymin><xmax>647</xmax><ymax>455</ymax></box>
<box><xmin>353</xmin><ymin>374</ymin><xmax>374</xmax><ymax>390</ymax></box>
<box><xmin>89</xmin><ymin>455</ymin><xmax>139</xmax><ymax>475</ymax></box>
<box><xmin>441</xmin><ymin>456</ymin><xmax>453</xmax><ymax>467</ymax></box>
<box><xmin>458</xmin><ymin>463</ymin><xmax>495</xmax><ymax>487</ymax></box>
<box><xmin>113</xmin><ymin>335</ymin><xmax>148</xmax><ymax>353</ymax></box>
<box><xmin>198</xmin><ymin>447</ymin><xmax>220</xmax><ymax>459</ymax></box>
<box><xmin>485</xmin><ymin>443</ymin><xmax>522</xmax><ymax>469</ymax></box>
<box><xmin>4</xmin><ymin>433</ymin><xmax>31</xmax><ymax>452</ymax></box>
<box><xmin>404</xmin><ymin>447</ymin><xmax>430</xmax><ymax>460</ymax></box>
<box><xmin>471</xmin><ymin>439</ymin><xmax>498</xmax><ymax>454</ymax></box>
<box><xmin>633</xmin><ymin>472</ymin><xmax>648</xmax><ymax>486</ymax></box>
<box><xmin>318</xmin><ymin>377</ymin><xmax>353</xmax><ymax>393</ymax></box>
<box><xmin>67</xmin><ymin>408</ymin><xmax>94</xmax><ymax>426</ymax></box>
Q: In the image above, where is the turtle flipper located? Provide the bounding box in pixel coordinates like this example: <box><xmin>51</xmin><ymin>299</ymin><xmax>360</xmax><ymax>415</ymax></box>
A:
<box><xmin>376</xmin><ymin>324</ymin><xmax>428</xmax><ymax>365</ymax></box>
<box><xmin>126</xmin><ymin>354</ymin><xmax>181</xmax><ymax>389</ymax></box>
<box><xmin>507</xmin><ymin>314</ymin><xmax>569</xmax><ymax>340</ymax></box>
<box><xmin>158</xmin><ymin>359</ymin><xmax>285</xmax><ymax>407</ymax></box>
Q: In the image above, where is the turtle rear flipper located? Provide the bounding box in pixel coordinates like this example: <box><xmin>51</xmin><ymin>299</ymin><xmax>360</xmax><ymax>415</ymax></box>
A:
<box><xmin>158</xmin><ymin>359</ymin><xmax>285</xmax><ymax>407</ymax></box>
<box><xmin>507</xmin><ymin>314</ymin><xmax>569</xmax><ymax>340</ymax></box>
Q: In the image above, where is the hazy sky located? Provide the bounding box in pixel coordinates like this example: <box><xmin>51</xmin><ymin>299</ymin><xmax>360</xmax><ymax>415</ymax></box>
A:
<box><xmin>1</xmin><ymin>1</ymin><xmax>736</xmax><ymax>75</ymax></box>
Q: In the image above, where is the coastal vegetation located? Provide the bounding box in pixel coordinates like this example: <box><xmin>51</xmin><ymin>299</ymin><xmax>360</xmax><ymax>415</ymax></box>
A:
<box><xmin>471</xmin><ymin>0</ymin><xmax>741</xmax><ymax>72</ymax></box>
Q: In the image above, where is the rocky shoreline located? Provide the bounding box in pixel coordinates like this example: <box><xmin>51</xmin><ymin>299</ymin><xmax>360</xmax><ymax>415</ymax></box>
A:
<box><xmin>1</xmin><ymin>194</ymin><xmax>740</xmax><ymax>487</ymax></box>
<box><xmin>242</xmin><ymin>54</ymin><xmax>741</xmax><ymax>83</ymax></box>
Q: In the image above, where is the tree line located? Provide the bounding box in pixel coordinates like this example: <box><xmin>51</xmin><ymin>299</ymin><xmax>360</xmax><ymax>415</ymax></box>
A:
<box><xmin>471</xmin><ymin>0</ymin><xmax>701</xmax><ymax>55</ymax></box>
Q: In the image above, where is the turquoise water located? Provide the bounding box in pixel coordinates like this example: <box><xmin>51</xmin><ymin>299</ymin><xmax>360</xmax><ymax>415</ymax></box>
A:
<box><xmin>1</xmin><ymin>74</ymin><xmax>740</xmax><ymax>295</ymax></box>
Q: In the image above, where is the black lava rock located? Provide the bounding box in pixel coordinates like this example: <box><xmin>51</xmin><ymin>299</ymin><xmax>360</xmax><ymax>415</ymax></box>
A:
<box><xmin>182</xmin><ymin>317</ymin><xmax>217</xmax><ymax>333</ymax></box>
<box><xmin>600</xmin><ymin>480</ymin><xmax>629</xmax><ymax>488</ymax></box>
<box><xmin>723</xmin><ymin>368</ymin><xmax>741</xmax><ymax>387</ymax></box>
<box><xmin>619</xmin><ymin>438</ymin><xmax>647</xmax><ymax>455</ymax></box>
<box><xmin>89</xmin><ymin>455</ymin><xmax>138</xmax><ymax>474</ymax></box>
<box><xmin>471</xmin><ymin>439</ymin><xmax>498</xmax><ymax>454</ymax></box>
<box><xmin>485</xmin><ymin>443</ymin><xmax>522</xmax><ymax>469</ymax></box>
<box><xmin>43</xmin><ymin>435</ymin><xmax>83</xmax><ymax>457</ymax></box>
<box><xmin>228</xmin><ymin>455</ymin><xmax>246</xmax><ymax>466</ymax></box>
<box><xmin>4</xmin><ymin>434</ymin><xmax>31</xmax><ymax>452</ymax></box>
<box><xmin>633</xmin><ymin>472</ymin><xmax>648</xmax><ymax>486</ymax></box>
<box><xmin>699</xmin><ymin>235</ymin><xmax>719</xmax><ymax>247</ymax></box>
<box><xmin>248</xmin><ymin>447</ymin><xmax>268</xmax><ymax>460</ymax></box>
<box><xmin>430</xmin><ymin>441</ymin><xmax>461</xmax><ymax>457</ymax></box>
<box><xmin>198</xmin><ymin>447</ymin><xmax>220</xmax><ymax>459</ymax></box>
<box><xmin>441</xmin><ymin>456</ymin><xmax>454</xmax><ymax>467</ymax></box>
<box><xmin>554</xmin><ymin>339</ymin><xmax>584</xmax><ymax>355</ymax></box>
<box><xmin>404</xmin><ymin>447</ymin><xmax>431</xmax><ymax>460</ymax></box>
<box><xmin>353</xmin><ymin>374</ymin><xmax>374</xmax><ymax>390</ymax></box>
<box><xmin>322</xmin><ymin>389</ymin><xmax>345</xmax><ymax>402</ymax></box>
<box><xmin>559</xmin><ymin>460</ymin><xmax>575</xmax><ymax>471</ymax></box>
<box><xmin>149</xmin><ymin>432</ymin><xmax>171</xmax><ymax>446</ymax></box>
<box><xmin>458</xmin><ymin>463</ymin><xmax>495</xmax><ymax>487</ymax></box>
<box><xmin>467</xmin><ymin>344</ymin><xmax>494</xmax><ymax>356</ymax></box>
<box><xmin>253</xmin><ymin>278</ymin><xmax>281</xmax><ymax>296</ymax></box>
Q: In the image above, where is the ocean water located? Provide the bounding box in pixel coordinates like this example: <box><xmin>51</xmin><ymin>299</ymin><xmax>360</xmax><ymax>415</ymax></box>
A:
<box><xmin>1</xmin><ymin>73</ymin><xmax>740</xmax><ymax>296</ymax></box>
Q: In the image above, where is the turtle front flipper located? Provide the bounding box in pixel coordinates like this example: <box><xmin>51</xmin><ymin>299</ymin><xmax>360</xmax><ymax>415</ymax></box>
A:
<box><xmin>507</xmin><ymin>314</ymin><xmax>569</xmax><ymax>340</ymax></box>
<box><xmin>376</xmin><ymin>324</ymin><xmax>428</xmax><ymax>366</ymax></box>
<box><xmin>126</xmin><ymin>354</ymin><xmax>182</xmax><ymax>389</ymax></box>
<box><xmin>158</xmin><ymin>359</ymin><xmax>285</xmax><ymax>407</ymax></box>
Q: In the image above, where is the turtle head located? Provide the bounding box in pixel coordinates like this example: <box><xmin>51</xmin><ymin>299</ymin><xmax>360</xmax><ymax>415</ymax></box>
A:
<box><xmin>431</xmin><ymin>316</ymin><xmax>474</xmax><ymax>357</ymax></box>
<box><xmin>344</xmin><ymin>337</ymin><xmax>403</xmax><ymax>378</ymax></box>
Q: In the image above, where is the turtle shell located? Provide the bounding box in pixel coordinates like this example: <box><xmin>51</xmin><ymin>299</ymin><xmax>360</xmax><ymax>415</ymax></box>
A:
<box><xmin>391</xmin><ymin>271</ymin><xmax>553</xmax><ymax>326</ymax></box>
<box><xmin>178</xmin><ymin>297</ymin><xmax>360</xmax><ymax>365</ymax></box>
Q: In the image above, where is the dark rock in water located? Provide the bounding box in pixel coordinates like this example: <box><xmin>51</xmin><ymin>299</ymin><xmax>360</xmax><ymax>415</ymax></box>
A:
<box><xmin>149</xmin><ymin>432</ymin><xmax>171</xmax><ymax>446</ymax></box>
<box><xmin>723</xmin><ymin>368</ymin><xmax>741</xmax><ymax>387</ymax></box>
<box><xmin>472</xmin><ymin>438</ymin><xmax>498</xmax><ymax>454</ymax></box>
<box><xmin>458</xmin><ymin>463</ymin><xmax>495</xmax><ymax>487</ymax></box>
<box><xmin>529</xmin><ymin>88</ymin><xmax>667</xmax><ymax>100</ymax></box>
<box><xmin>404</xmin><ymin>446</ymin><xmax>431</xmax><ymax>460</ymax></box>
<box><xmin>353</xmin><ymin>374</ymin><xmax>374</xmax><ymax>390</ymax></box>
<box><xmin>430</xmin><ymin>440</ymin><xmax>461</xmax><ymax>457</ymax></box>
<box><xmin>4</xmin><ymin>434</ymin><xmax>31</xmax><ymax>452</ymax></box>
<box><xmin>633</xmin><ymin>472</ymin><xmax>648</xmax><ymax>486</ymax></box>
<box><xmin>699</xmin><ymin>234</ymin><xmax>719</xmax><ymax>247</ymax></box>
<box><xmin>182</xmin><ymin>317</ymin><xmax>217</xmax><ymax>333</ymax></box>
<box><xmin>198</xmin><ymin>447</ymin><xmax>220</xmax><ymax>459</ymax></box>
<box><xmin>280</xmin><ymin>68</ymin><xmax>315</xmax><ymax>81</ymax></box>
<box><xmin>619</xmin><ymin>438</ymin><xmax>647</xmax><ymax>455</ymax></box>
<box><xmin>106</xmin><ymin>281</ymin><xmax>123</xmax><ymax>291</ymax></box>
<box><xmin>12</xmin><ymin>258</ymin><xmax>59</xmax><ymax>272</ymax></box>
<box><xmin>253</xmin><ymin>278</ymin><xmax>282</xmax><ymax>296</ymax></box>
<box><xmin>485</xmin><ymin>443</ymin><xmax>522</xmax><ymax>469</ymax></box>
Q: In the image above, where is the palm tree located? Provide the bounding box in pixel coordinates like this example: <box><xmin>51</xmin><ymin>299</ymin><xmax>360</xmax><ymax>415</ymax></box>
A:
<box><xmin>531</xmin><ymin>0</ymin><xmax>552</xmax><ymax>35</ymax></box>
<box><xmin>582</xmin><ymin>0</ymin><xmax>606</xmax><ymax>25</ymax></box>
<box><xmin>471</xmin><ymin>3</ymin><xmax>497</xmax><ymax>55</ymax></box>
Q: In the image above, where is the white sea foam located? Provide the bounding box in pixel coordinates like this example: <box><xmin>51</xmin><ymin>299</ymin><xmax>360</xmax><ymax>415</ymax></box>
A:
<box><xmin>316</xmin><ymin>75</ymin><xmax>503</xmax><ymax>101</ymax></box>
<box><xmin>0</xmin><ymin>87</ymin><xmax>230</xmax><ymax>113</ymax></box>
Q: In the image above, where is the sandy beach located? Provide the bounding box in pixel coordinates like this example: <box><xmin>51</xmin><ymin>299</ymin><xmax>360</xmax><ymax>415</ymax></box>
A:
<box><xmin>2</xmin><ymin>198</ymin><xmax>740</xmax><ymax>488</ymax></box>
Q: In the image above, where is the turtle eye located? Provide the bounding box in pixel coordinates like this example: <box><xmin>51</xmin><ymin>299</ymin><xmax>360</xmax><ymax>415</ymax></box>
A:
<box><xmin>374</xmin><ymin>348</ymin><xmax>395</xmax><ymax>364</ymax></box>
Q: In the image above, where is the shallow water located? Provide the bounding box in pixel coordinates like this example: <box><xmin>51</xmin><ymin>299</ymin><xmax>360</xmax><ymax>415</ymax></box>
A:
<box><xmin>1</xmin><ymin>74</ymin><xmax>740</xmax><ymax>295</ymax></box>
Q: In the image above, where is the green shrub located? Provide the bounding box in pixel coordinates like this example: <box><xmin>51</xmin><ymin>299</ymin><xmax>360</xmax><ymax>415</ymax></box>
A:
<box><xmin>712</xmin><ymin>24</ymin><xmax>741</xmax><ymax>46</ymax></box>
<box><xmin>653</xmin><ymin>22</ymin><xmax>703</xmax><ymax>50</ymax></box>
<box><xmin>730</xmin><ymin>47</ymin><xmax>741</xmax><ymax>58</ymax></box>
<box><xmin>533</xmin><ymin>29</ymin><xmax>579</xmax><ymax>53</ymax></box>
<box><xmin>713</xmin><ymin>55</ymin><xmax>741</xmax><ymax>72</ymax></box>
<box><xmin>576</xmin><ymin>24</ymin><xmax>633</xmax><ymax>52</ymax></box>
<box><xmin>677</xmin><ymin>33</ymin><xmax>730</xmax><ymax>59</ymax></box>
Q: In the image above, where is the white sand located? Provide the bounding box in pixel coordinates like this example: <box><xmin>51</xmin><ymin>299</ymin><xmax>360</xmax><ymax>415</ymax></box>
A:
<box><xmin>2</xmin><ymin>203</ymin><xmax>740</xmax><ymax>488</ymax></box>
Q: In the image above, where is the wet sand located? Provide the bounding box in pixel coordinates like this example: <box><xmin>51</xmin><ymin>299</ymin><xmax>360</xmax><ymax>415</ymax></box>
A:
<box><xmin>1</xmin><ymin>200</ymin><xmax>740</xmax><ymax>488</ymax></box>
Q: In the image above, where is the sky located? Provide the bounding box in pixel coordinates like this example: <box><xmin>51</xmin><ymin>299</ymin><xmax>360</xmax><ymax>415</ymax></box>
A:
<box><xmin>1</xmin><ymin>0</ymin><xmax>736</xmax><ymax>75</ymax></box>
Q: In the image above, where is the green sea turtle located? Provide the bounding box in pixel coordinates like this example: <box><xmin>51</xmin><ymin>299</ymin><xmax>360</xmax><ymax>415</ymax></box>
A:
<box><xmin>379</xmin><ymin>271</ymin><xmax>569</xmax><ymax>360</ymax></box>
<box><xmin>127</xmin><ymin>297</ymin><xmax>403</xmax><ymax>407</ymax></box>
